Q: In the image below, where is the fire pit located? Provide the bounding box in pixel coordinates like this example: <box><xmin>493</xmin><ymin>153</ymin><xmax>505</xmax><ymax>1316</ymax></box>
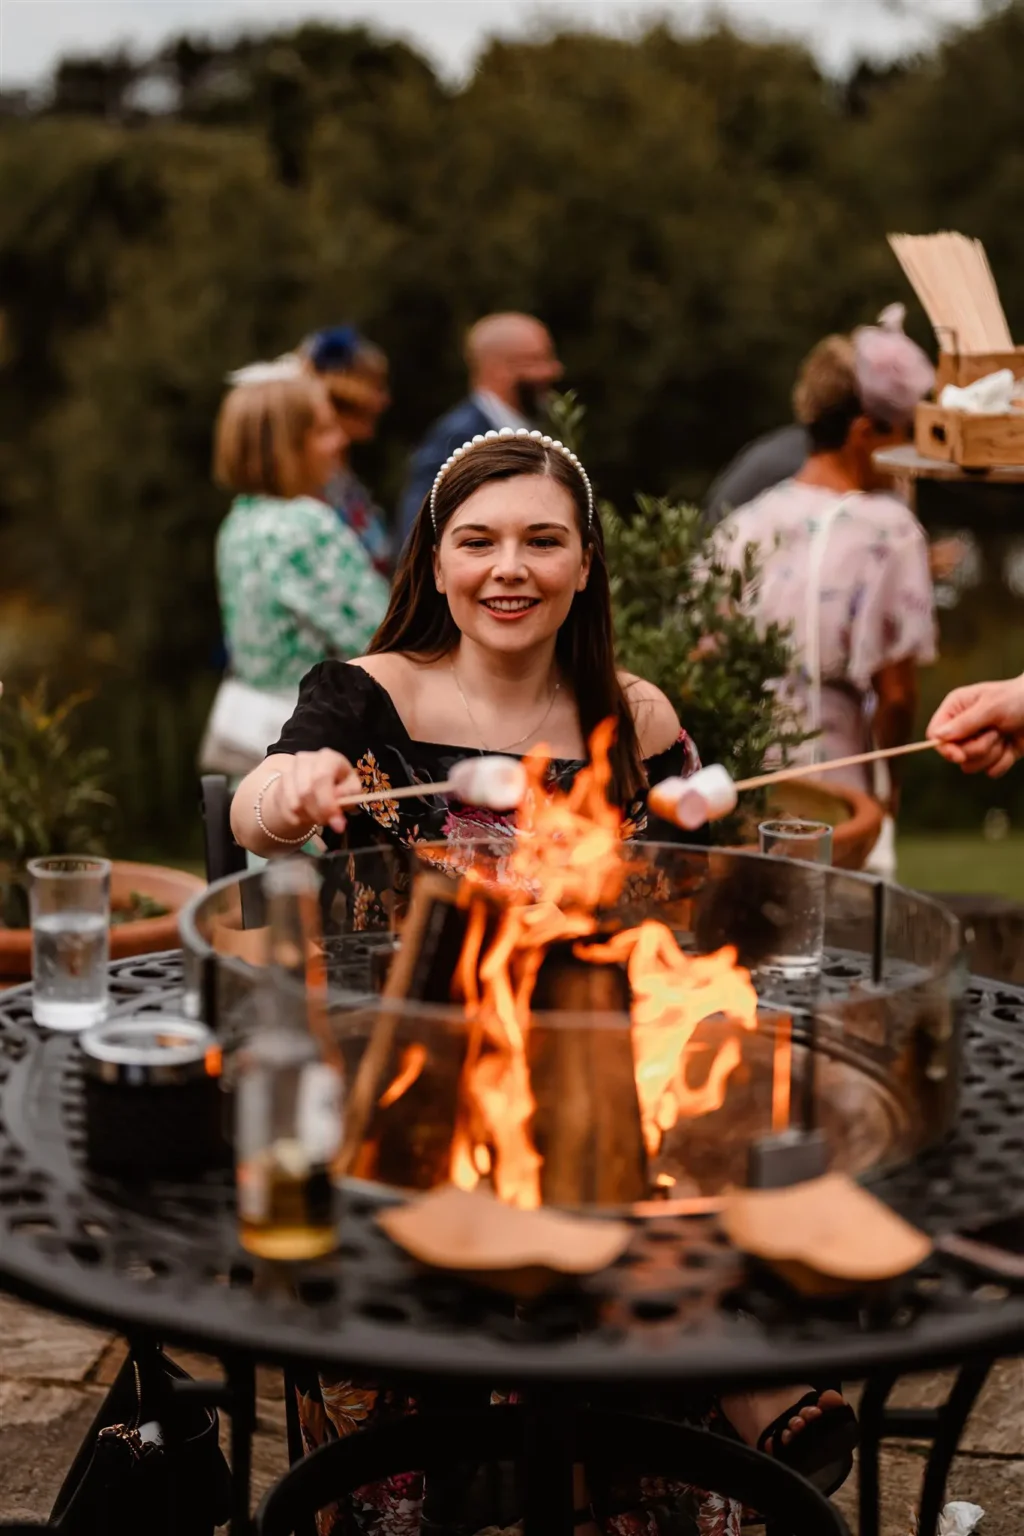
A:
<box><xmin>182</xmin><ymin>838</ymin><xmax>962</xmax><ymax>1217</ymax></box>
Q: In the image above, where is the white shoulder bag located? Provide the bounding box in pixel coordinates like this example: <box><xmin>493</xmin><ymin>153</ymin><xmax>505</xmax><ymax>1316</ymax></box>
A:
<box><xmin>198</xmin><ymin>678</ymin><xmax>298</xmax><ymax>776</ymax></box>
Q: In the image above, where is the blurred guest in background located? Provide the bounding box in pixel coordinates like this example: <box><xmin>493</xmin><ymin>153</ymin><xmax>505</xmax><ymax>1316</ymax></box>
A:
<box><xmin>199</xmin><ymin>366</ymin><xmax>389</xmax><ymax>775</ymax></box>
<box><xmin>396</xmin><ymin>311</ymin><xmax>563</xmax><ymax>543</ymax></box>
<box><xmin>704</xmin><ymin>308</ymin><xmax>910</xmax><ymax>529</ymax></box>
<box><xmin>301</xmin><ymin>325</ymin><xmax>394</xmax><ymax>577</ymax></box>
<box><xmin>715</xmin><ymin>316</ymin><xmax>938</xmax><ymax>876</ymax></box>
<box><xmin>704</xmin><ymin>306</ymin><xmax>966</xmax><ymax>585</ymax></box>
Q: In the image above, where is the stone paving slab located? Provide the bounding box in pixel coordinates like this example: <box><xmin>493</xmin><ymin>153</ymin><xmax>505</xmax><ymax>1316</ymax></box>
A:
<box><xmin>886</xmin><ymin>1361</ymin><xmax>1024</xmax><ymax>1458</ymax></box>
<box><xmin>835</xmin><ymin>1447</ymin><xmax>1019</xmax><ymax>1535</ymax></box>
<box><xmin>0</xmin><ymin>1295</ymin><xmax>113</xmax><ymax>1384</ymax></box>
<box><xmin>0</xmin><ymin>1299</ymin><xmax>288</xmax><ymax>1522</ymax></box>
<box><xmin>0</xmin><ymin>1391</ymin><xmax>104</xmax><ymax>1523</ymax></box>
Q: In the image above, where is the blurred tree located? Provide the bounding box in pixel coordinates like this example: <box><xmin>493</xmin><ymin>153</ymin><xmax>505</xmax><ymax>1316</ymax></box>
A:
<box><xmin>852</xmin><ymin>0</ymin><xmax>1024</xmax><ymax>337</ymax></box>
<box><xmin>258</xmin><ymin>47</ymin><xmax>314</xmax><ymax>187</ymax></box>
<box><xmin>1</xmin><ymin>125</ymin><xmax>315</xmax><ymax>836</ymax></box>
<box><xmin>50</xmin><ymin>51</ymin><xmax>139</xmax><ymax>120</ymax></box>
<box><xmin>427</xmin><ymin>25</ymin><xmax>878</xmax><ymax>505</ymax></box>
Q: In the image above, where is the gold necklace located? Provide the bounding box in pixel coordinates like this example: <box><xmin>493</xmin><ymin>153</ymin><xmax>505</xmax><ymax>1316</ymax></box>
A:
<box><xmin>449</xmin><ymin>659</ymin><xmax>561</xmax><ymax>753</ymax></box>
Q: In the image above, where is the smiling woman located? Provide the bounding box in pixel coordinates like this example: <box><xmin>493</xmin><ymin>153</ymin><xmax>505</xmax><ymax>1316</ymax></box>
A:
<box><xmin>230</xmin><ymin>429</ymin><xmax>701</xmax><ymax>860</ymax></box>
<box><xmin>228</xmin><ymin>429</ymin><xmax>724</xmax><ymax>1536</ymax></box>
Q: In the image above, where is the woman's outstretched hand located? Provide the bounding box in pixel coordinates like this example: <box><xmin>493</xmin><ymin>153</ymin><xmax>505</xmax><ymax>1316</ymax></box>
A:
<box><xmin>270</xmin><ymin>749</ymin><xmax>364</xmax><ymax>834</ymax></box>
<box><xmin>927</xmin><ymin>675</ymin><xmax>1024</xmax><ymax>778</ymax></box>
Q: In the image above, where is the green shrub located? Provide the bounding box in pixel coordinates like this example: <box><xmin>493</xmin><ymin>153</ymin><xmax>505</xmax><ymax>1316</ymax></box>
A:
<box><xmin>605</xmin><ymin>496</ymin><xmax>806</xmax><ymax>840</ymax></box>
<box><xmin>0</xmin><ymin>687</ymin><xmax>113</xmax><ymax>927</ymax></box>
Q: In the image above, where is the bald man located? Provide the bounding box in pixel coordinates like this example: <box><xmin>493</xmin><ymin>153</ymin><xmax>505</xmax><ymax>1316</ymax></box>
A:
<box><xmin>396</xmin><ymin>312</ymin><xmax>562</xmax><ymax>543</ymax></box>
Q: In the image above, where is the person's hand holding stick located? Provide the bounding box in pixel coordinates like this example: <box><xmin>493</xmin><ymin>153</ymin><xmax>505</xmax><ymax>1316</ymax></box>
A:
<box><xmin>928</xmin><ymin>675</ymin><xmax>1024</xmax><ymax>778</ymax></box>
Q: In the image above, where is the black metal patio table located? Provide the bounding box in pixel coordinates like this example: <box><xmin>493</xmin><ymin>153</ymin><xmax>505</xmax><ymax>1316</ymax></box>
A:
<box><xmin>3</xmin><ymin>950</ymin><xmax>1024</xmax><ymax>1535</ymax></box>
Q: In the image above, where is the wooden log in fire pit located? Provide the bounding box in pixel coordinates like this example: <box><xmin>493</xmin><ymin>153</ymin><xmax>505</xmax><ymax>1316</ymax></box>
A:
<box><xmin>530</xmin><ymin>942</ymin><xmax>649</xmax><ymax>1207</ymax></box>
<box><xmin>340</xmin><ymin>871</ymin><xmax>508</xmax><ymax>1184</ymax></box>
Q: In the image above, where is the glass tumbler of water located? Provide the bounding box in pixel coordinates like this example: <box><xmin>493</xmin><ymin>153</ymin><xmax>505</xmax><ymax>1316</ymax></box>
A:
<box><xmin>29</xmin><ymin>857</ymin><xmax>111</xmax><ymax>1030</ymax></box>
<box><xmin>757</xmin><ymin>819</ymin><xmax>833</xmax><ymax>977</ymax></box>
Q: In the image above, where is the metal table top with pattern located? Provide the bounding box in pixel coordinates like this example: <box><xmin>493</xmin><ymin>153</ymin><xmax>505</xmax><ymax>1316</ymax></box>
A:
<box><xmin>2</xmin><ymin>952</ymin><xmax>1024</xmax><ymax>1395</ymax></box>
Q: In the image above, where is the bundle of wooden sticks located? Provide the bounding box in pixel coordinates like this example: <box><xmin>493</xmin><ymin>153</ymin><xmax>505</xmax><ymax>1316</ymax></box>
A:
<box><xmin>889</xmin><ymin>231</ymin><xmax>1014</xmax><ymax>354</ymax></box>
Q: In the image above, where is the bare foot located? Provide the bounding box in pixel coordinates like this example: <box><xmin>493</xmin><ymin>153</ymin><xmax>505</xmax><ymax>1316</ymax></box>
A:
<box><xmin>720</xmin><ymin>1386</ymin><xmax>847</xmax><ymax>1453</ymax></box>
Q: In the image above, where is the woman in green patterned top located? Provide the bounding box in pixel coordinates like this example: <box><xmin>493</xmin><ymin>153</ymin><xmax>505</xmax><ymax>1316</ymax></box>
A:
<box><xmin>213</xmin><ymin>371</ymin><xmax>390</xmax><ymax>728</ymax></box>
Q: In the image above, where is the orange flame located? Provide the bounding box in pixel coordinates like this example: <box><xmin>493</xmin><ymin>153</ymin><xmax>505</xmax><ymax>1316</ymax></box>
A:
<box><xmin>772</xmin><ymin>1015</ymin><xmax>793</xmax><ymax>1132</ymax></box>
<box><xmin>447</xmin><ymin>721</ymin><xmax>759</xmax><ymax>1208</ymax></box>
<box><xmin>378</xmin><ymin>1044</ymin><xmax>427</xmax><ymax>1109</ymax></box>
<box><xmin>582</xmin><ymin>925</ymin><xmax>758</xmax><ymax>1157</ymax></box>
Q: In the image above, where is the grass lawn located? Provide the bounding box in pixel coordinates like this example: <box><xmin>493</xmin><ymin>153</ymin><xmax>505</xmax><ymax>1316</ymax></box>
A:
<box><xmin>897</xmin><ymin>833</ymin><xmax>1024</xmax><ymax>900</ymax></box>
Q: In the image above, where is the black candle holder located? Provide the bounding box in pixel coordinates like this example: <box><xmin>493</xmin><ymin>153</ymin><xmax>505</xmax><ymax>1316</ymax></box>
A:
<box><xmin>81</xmin><ymin>1017</ymin><xmax>227</xmax><ymax>1181</ymax></box>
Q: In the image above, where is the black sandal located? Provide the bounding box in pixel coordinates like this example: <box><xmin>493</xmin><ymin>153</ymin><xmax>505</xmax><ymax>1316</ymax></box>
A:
<box><xmin>754</xmin><ymin>1386</ymin><xmax>858</xmax><ymax>1498</ymax></box>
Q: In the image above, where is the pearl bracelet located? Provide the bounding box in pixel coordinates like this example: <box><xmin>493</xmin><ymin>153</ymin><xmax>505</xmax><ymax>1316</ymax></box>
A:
<box><xmin>254</xmin><ymin>772</ymin><xmax>320</xmax><ymax>847</ymax></box>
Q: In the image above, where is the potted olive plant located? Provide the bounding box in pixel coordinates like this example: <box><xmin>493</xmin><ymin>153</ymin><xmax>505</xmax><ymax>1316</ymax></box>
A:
<box><xmin>0</xmin><ymin>686</ymin><xmax>205</xmax><ymax>979</ymax></box>
<box><xmin>547</xmin><ymin>395</ymin><xmax>882</xmax><ymax>866</ymax></box>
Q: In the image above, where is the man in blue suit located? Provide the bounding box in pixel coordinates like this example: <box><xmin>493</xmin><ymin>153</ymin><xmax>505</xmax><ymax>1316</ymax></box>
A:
<box><xmin>396</xmin><ymin>312</ymin><xmax>563</xmax><ymax>543</ymax></box>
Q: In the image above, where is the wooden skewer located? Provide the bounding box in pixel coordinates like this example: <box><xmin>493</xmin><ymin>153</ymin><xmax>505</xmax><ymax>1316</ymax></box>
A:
<box><xmin>334</xmin><ymin>873</ymin><xmax>455</xmax><ymax>1177</ymax></box>
<box><xmin>337</xmin><ymin>777</ymin><xmax>457</xmax><ymax>810</ymax></box>
<box><xmin>735</xmin><ymin>739</ymin><xmax>937</xmax><ymax>794</ymax></box>
<box><xmin>343</xmin><ymin>743</ymin><xmax>940</xmax><ymax>810</ymax></box>
<box><xmin>888</xmin><ymin>231</ymin><xmax>1014</xmax><ymax>355</ymax></box>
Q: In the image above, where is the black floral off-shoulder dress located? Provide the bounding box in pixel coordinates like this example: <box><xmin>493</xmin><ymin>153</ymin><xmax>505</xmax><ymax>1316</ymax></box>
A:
<box><xmin>267</xmin><ymin>660</ymin><xmax>740</xmax><ymax>1536</ymax></box>
<box><xmin>268</xmin><ymin>662</ymin><xmax>701</xmax><ymax>854</ymax></box>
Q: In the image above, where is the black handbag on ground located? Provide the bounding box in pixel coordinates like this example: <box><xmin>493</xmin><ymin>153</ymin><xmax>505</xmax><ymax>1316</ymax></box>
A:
<box><xmin>49</xmin><ymin>1344</ymin><xmax>232</xmax><ymax>1535</ymax></box>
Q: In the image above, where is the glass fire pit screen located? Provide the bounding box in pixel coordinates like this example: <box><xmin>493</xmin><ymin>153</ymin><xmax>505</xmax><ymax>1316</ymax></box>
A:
<box><xmin>180</xmin><ymin>839</ymin><xmax>964</xmax><ymax>1216</ymax></box>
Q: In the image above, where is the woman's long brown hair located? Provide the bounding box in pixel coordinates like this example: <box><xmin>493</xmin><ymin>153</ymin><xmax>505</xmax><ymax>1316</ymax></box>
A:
<box><xmin>369</xmin><ymin>438</ymin><xmax>645</xmax><ymax>804</ymax></box>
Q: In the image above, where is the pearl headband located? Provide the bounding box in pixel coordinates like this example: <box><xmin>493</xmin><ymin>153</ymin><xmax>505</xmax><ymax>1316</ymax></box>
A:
<box><xmin>429</xmin><ymin>426</ymin><xmax>595</xmax><ymax>536</ymax></box>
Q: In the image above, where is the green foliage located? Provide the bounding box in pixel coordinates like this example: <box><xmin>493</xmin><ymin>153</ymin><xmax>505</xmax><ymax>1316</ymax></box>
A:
<box><xmin>604</xmin><ymin>496</ymin><xmax>806</xmax><ymax>840</ymax></box>
<box><xmin>544</xmin><ymin>390</ymin><xmax>587</xmax><ymax>455</ymax></box>
<box><xmin>0</xmin><ymin>688</ymin><xmax>113</xmax><ymax>927</ymax></box>
<box><xmin>111</xmin><ymin>892</ymin><xmax>170</xmax><ymax>925</ymax></box>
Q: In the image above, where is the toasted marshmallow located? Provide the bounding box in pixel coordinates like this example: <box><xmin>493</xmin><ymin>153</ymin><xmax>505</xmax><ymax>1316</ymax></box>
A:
<box><xmin>448</xmin><ymin>755</ymin><xmax>529</xmax><ymax>810</ymax></box>
<box><xmin>649</xmin><ymin>764</ymin><xmax>738</xmax><ymax>830</ymax></box>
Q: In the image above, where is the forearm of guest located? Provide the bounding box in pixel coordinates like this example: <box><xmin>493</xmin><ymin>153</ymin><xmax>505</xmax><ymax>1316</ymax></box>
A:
<box><xmin>231</xmin><ymin>756</ymin><xmax>315</xmax><ymax>856</ymax></box>
<box><xmin>874</xmin><ymin>695</ymin><xmax>917</xmax><ymax>752</ymax></box>
<box><xmin>872</xmin><ymin>659</ymin><xmax>919</xmax><ymax>811</ymax></box>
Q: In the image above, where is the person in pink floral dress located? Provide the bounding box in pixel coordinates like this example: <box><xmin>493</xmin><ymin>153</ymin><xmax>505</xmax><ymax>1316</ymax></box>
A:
<box><xmin>715</xmin><ymin>317</ymin><xmax>938</xmax><ymax>876</ymax></box>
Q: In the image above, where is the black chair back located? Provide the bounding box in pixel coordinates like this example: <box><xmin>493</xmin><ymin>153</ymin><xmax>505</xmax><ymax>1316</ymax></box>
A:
<box><xmin>256</xmin><ymin>1406</ymin><xmax>851</xmax><ymax>1536</ymax></box>
<box><xmin>200</xmin><ymin>775</ymin><xmax>248</xmax><ymax>885</ymax></box>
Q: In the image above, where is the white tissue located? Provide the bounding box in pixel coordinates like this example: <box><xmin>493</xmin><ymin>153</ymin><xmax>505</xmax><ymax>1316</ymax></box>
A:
<box><xmin>940</xmin><ymin>369</ymin><xmax>1017</xmax><ymax>415</ymax></box>
<box><xmin>938</xmin><ymin>1502</ymin><xmax>985</xmax><ymax>1535</ymax></box>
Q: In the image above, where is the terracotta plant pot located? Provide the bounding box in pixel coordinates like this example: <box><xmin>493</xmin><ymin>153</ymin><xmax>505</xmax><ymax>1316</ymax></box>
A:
<box><xmin>741</xmin><ymin>776</ymin><xmax>884</xmax><ymax>872</ymax></box>
<box><xmin>0</xmin><ymin>860</ymin><xmax>205</xmax><ymax>982</ymax></box>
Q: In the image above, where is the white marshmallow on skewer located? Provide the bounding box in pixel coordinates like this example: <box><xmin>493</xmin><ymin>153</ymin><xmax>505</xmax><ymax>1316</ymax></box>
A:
<box><xmin>648</xmin><ymin>765</ymin><xmax>738</xmax><ymax>831</ymax></box>
<box><xmin>448</xmin><ymin>755</ymin><xmax>529</xmax><ymax>811</ymax></box>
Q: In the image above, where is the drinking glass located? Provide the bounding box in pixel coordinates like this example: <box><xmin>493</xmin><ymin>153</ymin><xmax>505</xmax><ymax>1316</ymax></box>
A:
<box><xmin>29</xmin><ymin>857</ymin><xmax>111</xmax><ymax>1030</ymax></box>
<box><xmin>757</xmin><ymin>819</ymin><xmax>833</xmax><ymax>977</ymax></box>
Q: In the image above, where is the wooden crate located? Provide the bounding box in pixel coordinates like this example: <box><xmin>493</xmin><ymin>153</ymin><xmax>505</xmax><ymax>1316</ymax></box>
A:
<box><xmin>936</xmin><ymin>347</ymin><xmax>1024</xmax><ymax>392</ymax></box>
<box><xmin>915</xmin><ymin>402</ymin><xmax>1024</xmax><ymax>468</ymax></box>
